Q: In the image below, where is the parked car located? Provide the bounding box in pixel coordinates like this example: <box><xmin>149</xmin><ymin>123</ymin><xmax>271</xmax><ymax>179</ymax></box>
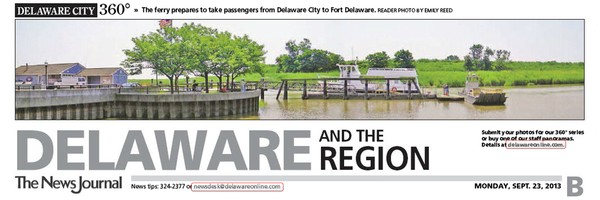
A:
<box><xmin>121</xmin><ymin>82</ymin><xmax>141</xmax><ymax>87</ymax></box>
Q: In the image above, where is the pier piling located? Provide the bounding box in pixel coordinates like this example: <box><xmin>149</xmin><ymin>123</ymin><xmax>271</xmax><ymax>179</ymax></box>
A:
<box><xmin>386</xmin><ymin>80</ymin><xmax>390</xmax><ymax>100</ymax></box>
<box><xmin>364</xmin><ymin>80</ymin><xmax>369</xmax><ymax>100</ymax></box>
<box><xmin>323</xmin><ymin>81</ymin><xmax>328</xmax><ymax>99</ymax></box>
<box><xmin>283</xmin><ymin>80</ymin><xmax>288</xmax><ymax>100</ymax></box>
<box><xmin>302</xmin><ymin>80</ymin><xmax>307</xmax><ymax>99</ymax></box>
<box><xmin>408</xmin><ymin>81</ymin><xmax>412</xmax><ymax>99</ymax></box>
<box><xmin>343</xmin><ymin>79</ymin><xmax>348</xmax><ymax>100</ymax></box>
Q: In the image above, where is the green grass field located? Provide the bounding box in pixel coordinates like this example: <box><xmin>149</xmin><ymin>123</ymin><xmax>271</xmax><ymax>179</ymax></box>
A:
<box><xmin>130</xmin><ymin>61</ymin><xmax>584</xmax><ymax>87</ymax></box>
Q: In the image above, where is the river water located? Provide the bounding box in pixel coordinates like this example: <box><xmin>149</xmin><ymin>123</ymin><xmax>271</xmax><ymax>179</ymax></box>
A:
<box><xmin>242</xmin><ymin>85</ymin><xmax>583</xmax><ymax>120</ymax></box>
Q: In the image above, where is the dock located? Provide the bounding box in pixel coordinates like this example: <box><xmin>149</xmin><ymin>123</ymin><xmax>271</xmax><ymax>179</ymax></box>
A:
<box><xmin>276</xmin><ymin>77</ymin><xmax>428</xmax><ymax>100</ymax></box>
<box><xmin>436</xmin><ymin>95</ymin><xmax>465</xmax><ymax>101</ymax></box>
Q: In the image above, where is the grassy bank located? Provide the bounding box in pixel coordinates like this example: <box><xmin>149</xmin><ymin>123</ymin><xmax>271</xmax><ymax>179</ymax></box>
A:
<box><xmin>419</xmin><ymin>70</ymin><xmax>584</xmax><ymax>87</ymax></box>
<box><xmin>415</xmin><ymin>60</ymin><xmax>583</xmax><ymax>87</ymax></box>
<box><xmin>130</xmin><ymin>61</ymin><xmax>584</xmax><ymax>87</ymax></box>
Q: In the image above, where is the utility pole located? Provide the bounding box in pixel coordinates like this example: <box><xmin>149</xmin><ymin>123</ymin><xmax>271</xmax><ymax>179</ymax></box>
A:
<box><xmin>44</xmin><ymin>61</ymin><xmax>48</xmax><ymax>88</ymax></box>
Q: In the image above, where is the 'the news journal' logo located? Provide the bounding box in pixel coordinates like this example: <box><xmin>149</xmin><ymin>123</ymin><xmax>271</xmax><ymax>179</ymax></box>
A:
<box><xmin>15</xmin><ymin>3</ymin><xmax>98</xmax><ymax>17</ymax></box>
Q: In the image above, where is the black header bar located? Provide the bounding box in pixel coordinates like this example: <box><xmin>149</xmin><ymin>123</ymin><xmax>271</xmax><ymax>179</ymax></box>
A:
<box><xmin>15</xmin><ymin>3</ymin><xmax>98</xmax><ymax>17</ymax></box>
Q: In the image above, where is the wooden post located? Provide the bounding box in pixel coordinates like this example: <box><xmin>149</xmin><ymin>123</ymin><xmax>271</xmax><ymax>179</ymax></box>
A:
<box><xmin>413</xmin><ymin>79</ymin><xmax>424</xmax><ymax>99</ymax></box>
<box><xmin>303</xmin><ymin>80</ymin><xmax>307</xmax><ymax>99</ymax></box>
<box><xmin>364</xmin><ymin>80</ymin><xmax>369</xmax><ymax>100</ymax></box>
<box><xmin>343</xmin><ymin>79</ymin><xmax>348</xmax><ymax>100</ymax></box>
<box><xmin>323</xmin><ymin>80</ymin><xmax>328</xmax><ymax>99</ymax></box>
<box><xmin>386</xmin><ymin>79</ymin><xmax>390</xmax><ymax>100</ymax></box>
<box><xmin>283</xmin><ymin>80</ymin><xmax>288</xmax><ymax>100</ymax></box>
<box><xmin>276</xmin><ymin>81</ymin><xmax>284</xmax><ymax>100</ymax></box>
<box><xmin>408</xmin><ymin>80</ymin><xmax>412</xmax><ymax>99</ymax></box>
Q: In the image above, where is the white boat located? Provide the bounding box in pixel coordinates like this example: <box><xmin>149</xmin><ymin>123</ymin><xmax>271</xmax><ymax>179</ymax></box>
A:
<box><xmin>324</xmin><ymin>64</ymin><xmax>421</xmax><ymax>93</ymax></box>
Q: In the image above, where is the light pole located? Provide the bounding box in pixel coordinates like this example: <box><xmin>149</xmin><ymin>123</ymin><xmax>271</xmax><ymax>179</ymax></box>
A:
<box><xmin>44</xmin><ymin>61</ymin><xmax>48</xmax><ymax>88</ymax></box>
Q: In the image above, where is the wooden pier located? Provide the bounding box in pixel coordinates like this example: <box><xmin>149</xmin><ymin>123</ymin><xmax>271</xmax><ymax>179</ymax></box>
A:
<box><xmin>436</xmin><ymin>95</ymin><xmax>465</xmax><ymax>101</ymax></box>
<box><xmin>276</xmin><ymin>77</ymin><xmax>433</xmax><ymax>100</ymax></box>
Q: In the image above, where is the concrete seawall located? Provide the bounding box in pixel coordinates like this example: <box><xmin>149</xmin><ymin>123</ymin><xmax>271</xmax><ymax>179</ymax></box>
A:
<box><xmin>15</xmin><ymin>89</ymin><xmax>260</xmax><ymax>120</ymax></box>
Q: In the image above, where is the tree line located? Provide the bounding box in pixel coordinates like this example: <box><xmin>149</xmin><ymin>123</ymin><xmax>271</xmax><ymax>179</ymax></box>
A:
<box><xmin>122</xmin><ymin>23</ymin><xmax>266</xmax><ymax>94</ymax></box>
<box><xmin>357</xmin><ymin>45</ymin><xmax>511</xmax><ymax>71</ymax></box>
<box><xmin>362</xmin><ymin>49</ymin><xmax>416</xmax><ymax>68</ymax></box>
<box><xmin>463</xmin><ymin>44</ymin><xmax>511</xmax><ymax>71</ymax></box>
<box><xmin>123</xmin><ymin>24</ymin><xmax>513</xmax><ymax>94</ymax></box>
<box><xmin>275</xmin><ymin>38</ymin><xmax>344</xmax><ymax>72</ymax></box>
<box><xmin>275</xmin><ymin>38</ymin><xmax>418</xmax><ymax>72</ymax></box>
<box><xmin>274</xmin><ymin>41</ymin><xmax>513</xmax><ymax>72</ymax></box>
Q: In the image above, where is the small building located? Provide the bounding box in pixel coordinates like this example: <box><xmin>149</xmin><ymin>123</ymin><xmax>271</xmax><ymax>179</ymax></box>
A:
<box><xmin>15</xmin><ymin>63</ymin><xmax>85</xmax><ymax>85</ymax></box>
<box><xmin>78</xmin><ymin>67</ymin><xmax>128</xmax><ymax>85</ymax></box>
<box><xmin>16</xmin><ymin>63</ymin><xmax>128</xmax><ymax>85</ymax></box>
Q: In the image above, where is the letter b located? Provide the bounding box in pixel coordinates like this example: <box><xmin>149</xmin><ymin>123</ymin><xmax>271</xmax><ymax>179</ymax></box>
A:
<box><xmin>567</xmin><ymin>176</ymin><xmax>583</xmax><ymax>196</ymax></box>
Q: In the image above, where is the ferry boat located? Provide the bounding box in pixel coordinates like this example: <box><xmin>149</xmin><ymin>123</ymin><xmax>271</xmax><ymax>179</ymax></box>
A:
<box><xmin>462</xmin><ymin>73</ymin><xmax>507</xmax><ymax>105</ymax></box>
<box><xmin>325</xmin><ymin>64</ymin><xmax>421</xmax><ymax>93</ymax></box>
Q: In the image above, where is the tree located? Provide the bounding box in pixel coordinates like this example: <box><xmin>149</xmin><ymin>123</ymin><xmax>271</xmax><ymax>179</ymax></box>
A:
<box><xmin>393</xmin><ymin>49</ymin><xmax>415</xmax><ymax>68</ymax></box>
<box><xmin>469</xmin><ymin>44</ymin><xmax>484</xmax><ymax>60</ymax></box>
<box><xmin>446</xmin><ymin>55</ymin><xmax>460</xmax><ymax>61</ymax></box>
<box><xmin>464</xmin><ymin>55</ymin><xmax>475</xmax><ymax>71</ymax></box>
<box><xmin>228</xmin><ymin>34</ymin><xmax>266</xmax><ymax>87</ymax></box>
<box><xmin>276</xmin><ymin>54</ymin><xmax>294</xmax><ymax>72</ymax></box>
<box><xmin>326</xmin><ymin>52</ymin><xmax>344</xmax><ymax>71</ymax></box>
<box><xmin>365</xmin><ymin>51</ymin><xmax>390</xmax><ymax>68</ymax></box>
<box><xmin>296</xmin><ymin>49</ymin><xmax>330</xmax><ymax>72</ymax></box>
<box><xmin>124</xmin><ymin>23</ymin><xmax>266</xmax><ymax>93</ymax></box>
<box><xmin>464</xmin><ymin>44</ymin><xmax>512</xmax><ymax>71</ymax></box>
<box><xmin>209</xmin><ymin>31</ymin><xmax>235</xmax><ymax>90</ymax></box>
<box><xmin>169</xmin><ymin>34</ymin><xmax>193</xmax><ymax>92</ymax></box>
<box><xmin>178</xmin><ymin>23</ymin><xmax>218</xmax><ymax>93</ymax></box>
<box><xmin>278</xmin><ymin>38</ymin><xmax>311</xmax><ymax>72</ymax></box>
<box><xmin>285</xmin><ymin>38</ymin><xmax>311</xmax><ymax>58</ymax></box>
<box><xmin>466</xmin><ymin>44</ymin><xmax>484</xmax><ymax>70</ymax></box>
<box><xmin>482</xmin><ymin>56</ymin><xmax>492</xmax><ymax>71</ymax></box>
<box><xmin>481</xmin><ymin>47</ymin><xmax>494</xmax><ymax>70</ymax></box>
<box><xmin>494</xmin><ymin>49</ymin><xmax>511</xmax><ymax>71</ymax></box>
<box><xmin>276</xmin><ymin>38</ymin><xmax>343</xmax><ymax>72</ymax></box>
<box><xmin>202</xmin><ymin>33</ymin><xmax>267</xmax><ymax>90</ymax></box>
<box><xmin>123</xmin><ymin>26</ymin><xmax>188</xmax><ymax>94</ymax></box>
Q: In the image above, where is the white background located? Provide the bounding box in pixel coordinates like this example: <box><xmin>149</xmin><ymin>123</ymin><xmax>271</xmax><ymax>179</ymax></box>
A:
<box><xmin>2</xmin><ymin>0</ymin><xmax>598</xmax><ymax>199</ymax></box>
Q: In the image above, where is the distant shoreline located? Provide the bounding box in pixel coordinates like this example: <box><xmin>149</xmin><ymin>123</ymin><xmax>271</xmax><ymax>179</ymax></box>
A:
<box><xmin>130</xmin><ymin>60</ymin><xmax>584</xmax><ymax>88</ymax></box>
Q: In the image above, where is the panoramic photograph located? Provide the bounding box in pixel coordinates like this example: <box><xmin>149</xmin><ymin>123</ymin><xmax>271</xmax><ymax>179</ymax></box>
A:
<box><xmin>15</xmin><ymin>20</ymin><xmax>584</xmax><ymax>120</ymax></box>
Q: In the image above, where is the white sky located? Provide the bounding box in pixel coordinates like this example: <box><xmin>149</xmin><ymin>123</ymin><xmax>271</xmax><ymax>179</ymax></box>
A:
<box><xmin>16</xmin><ymin>20</ymin><xmax>584</xmax><ymax>78</ymax></box>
